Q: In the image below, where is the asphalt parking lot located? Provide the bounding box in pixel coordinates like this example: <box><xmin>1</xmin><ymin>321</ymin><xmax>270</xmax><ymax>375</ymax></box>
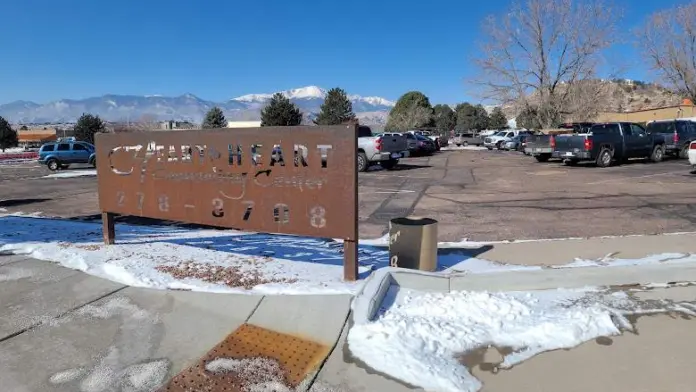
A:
<box><xmin>2</xmin><ymin>150</ymin><xmax>695</xmax><ymax>241</ymax></box>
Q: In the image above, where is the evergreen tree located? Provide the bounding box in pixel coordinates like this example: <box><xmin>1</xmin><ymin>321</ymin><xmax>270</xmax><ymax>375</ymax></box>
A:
<box><xmin>432</xmin><ymin>104</ymin><xmax>456</xmax><ymax>134</ymax></box>
<box><xmin>0</xmin><ymin>116</ymin><xmax>19</xmax><ymax>152</ymax></box>
<box><xmin>314</xmin><ymin>87</ymin><xmax>355</xmax><ymax>125</ymax></box>
<box><xmin>454</xmin><ymin>103</ymin><xmax>476</xmax><ymax>131</ymax></box>
<box><xmin>260</xmin><ymin>93</ymin><xmax>303</xmax><ymax>126</ymax></box>
<box><xmin>73</xmin><ymin>113</ymin><xmax>105</xmax><ymax>144</ymax></box>
<box><xmin>473</xmin><ymin>105</ymin><xmax>490</xmax><ymax>131</ymax></box>
<box><xmin>489</xmin><ymin>107</ymin><xmax>508</xmax><ymax>129</ymax></box>
<box><xmin>455</xmin><ymin>103</ymin><xmax>490</xmax><ymax>131</ymax></box>
<box><xmin>385</xmin><ymin>91</ymin><xmax>434</xmax><ymax>131</ymax></box>
<box><xmin>202</xmin><ymin>107</ymin><xmax>227</xmax><ymax>129</ymax></box>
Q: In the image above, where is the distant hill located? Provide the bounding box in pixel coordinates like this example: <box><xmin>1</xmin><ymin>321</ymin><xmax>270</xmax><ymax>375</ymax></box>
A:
<box><xmin>498</xmin><ymin>79</ymin><xmax>682</xmax><ymax>122</ymax></box>
<box><xmin>0</xmin><ymin>86</ymin><xmax>395</xmax><ymax>125</ymax></box>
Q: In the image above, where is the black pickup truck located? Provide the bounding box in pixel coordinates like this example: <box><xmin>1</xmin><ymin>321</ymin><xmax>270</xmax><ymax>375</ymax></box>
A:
<box><xmin>552</xmin><ymin>122</ymin><xmax>666</xmax><ymax>167</ymax></box>
<box><xmin>524</xmin><ymin>123</ymin><xmax>593</xmax><ymax>162</ymax></box>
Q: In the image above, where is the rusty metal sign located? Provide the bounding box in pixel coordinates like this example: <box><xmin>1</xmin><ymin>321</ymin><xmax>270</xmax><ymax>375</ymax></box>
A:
<box><xmin>95</xmin><ymin>125</ymin><xmax>359</xmax><ymax>280</ymax></box>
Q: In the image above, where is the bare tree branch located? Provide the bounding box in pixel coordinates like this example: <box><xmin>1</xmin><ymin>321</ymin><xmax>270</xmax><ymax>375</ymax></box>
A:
<box><xmin>637</xmin><ymin>2</ymin><xmax>696</xmax><ymax>102</ymax></box>
<box><xmin>472</xmin><ymin>0</ymin><xmax>619</xmax><ymax>128</ymax></box>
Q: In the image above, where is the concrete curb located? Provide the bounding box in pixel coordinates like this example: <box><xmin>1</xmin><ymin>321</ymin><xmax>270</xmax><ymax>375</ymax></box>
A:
<box><xmin>352</xmin><ymin>263</ymin><xmax>696</xmax><ymax>324</ymax></box>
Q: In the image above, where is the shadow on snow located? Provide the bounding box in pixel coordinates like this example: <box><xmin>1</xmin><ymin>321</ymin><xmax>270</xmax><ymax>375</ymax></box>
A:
<box><xmin>0</xmin><ymin>216</ymin><xmax>492</xmax><ymax>280</ymax></box>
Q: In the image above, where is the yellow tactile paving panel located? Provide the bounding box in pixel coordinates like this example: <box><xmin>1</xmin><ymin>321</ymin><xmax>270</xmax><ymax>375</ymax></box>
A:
<box><xmin>159</xmin><ymin>323</ymin><xmax>330</xmax><ymax>392</ymax></box>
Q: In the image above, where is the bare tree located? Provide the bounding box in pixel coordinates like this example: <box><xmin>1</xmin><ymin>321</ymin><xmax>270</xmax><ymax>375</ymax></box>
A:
<box><xmin>473</xmin><ymin>0</ymin><xmax>619</xmax><ymax>128</ymax></box>
<box><xmin>638</xmin><ymin>2</ymin><xmax>696</xmax><ymax>102</ymax></box>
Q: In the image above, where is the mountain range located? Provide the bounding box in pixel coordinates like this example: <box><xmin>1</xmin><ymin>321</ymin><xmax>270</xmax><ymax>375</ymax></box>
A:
<box><xmin>0</xmin><ymin>86</ymin><xmax>396</xmax><ymax>125</ymax></box>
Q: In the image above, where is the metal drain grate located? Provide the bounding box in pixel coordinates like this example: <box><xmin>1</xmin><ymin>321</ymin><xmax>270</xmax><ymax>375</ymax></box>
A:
<box><xmin>159</xmin><ymin>323</ymin><xmax>330</xmax><ymax>391</ymax></box>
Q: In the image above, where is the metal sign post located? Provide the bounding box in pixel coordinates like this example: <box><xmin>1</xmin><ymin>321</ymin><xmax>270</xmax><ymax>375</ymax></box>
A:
<box><xmin>95</xmin><ymin>125</ymin><xmax>359</xmax><ymax>281</ymax></box>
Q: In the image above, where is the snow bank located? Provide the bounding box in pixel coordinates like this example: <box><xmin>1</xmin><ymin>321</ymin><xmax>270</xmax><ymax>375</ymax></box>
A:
<box><xmin>42</xmin><ymin>169</ymin><xmax>97</xmax><ymax>179</ymax></box>
<box><xmin>347</xmin><ymin>288</ymin><xmax>628</xmax><ymax>392</ymax></box>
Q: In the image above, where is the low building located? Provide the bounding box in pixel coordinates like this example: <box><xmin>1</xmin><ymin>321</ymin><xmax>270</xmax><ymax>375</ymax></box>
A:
<box><xmin>227</xmin><ymin>121</ymin><xmax>262</xmax><ymax>128</ymax></box>
<box><xmin>17</xmin><ymin>128</ymin><xmax>58</xmax><ymax>148</ymax></box>
<box><xmin>597</xmin><ymin>99</ymin><xmax>696</xmax><ymax>123</ymax></box>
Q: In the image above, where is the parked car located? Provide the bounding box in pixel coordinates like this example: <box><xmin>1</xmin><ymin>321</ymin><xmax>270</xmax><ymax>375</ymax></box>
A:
<box><xmin>552</xmin><ymin>122</ymin><xmax>665</xmax><ymax>167</ymax></box>
<box><xmin>689</xmin><ymin>140</ymin><xmax>696</xmax><ymax>173</ymax></box>
<box><xmin>484</xmin><ymin>131</ymin><xmax>514</xmax><ymax>150</ymax></box>
<box><xmin>407</xmin><ymin>130</ymin><xmax>443</xmax><ymax>150</ymax></box>
<box><xmin>402</xmin><ymin>133</ymin><xmax>420</xmax><ymax>155</ymax></box>
<box><xmin>414</xmin><ymin>134</ymin><xmax>437</xmax><ymax>155</ymax></box>
<box><xmin>524</xmin><ymin>123</ymin><xmax>594</xmax><ymax>162</ymax></box>
<box><xmin>646</xmin><ymin>119</ymin><xmax>696</xmax><ymax>159</ymax></box>
<box><xmin>357</xmin><ymin>126</ymin><xmax>408</xmax><ymax>172</ymax></box>
<box><xmin>484</xmin><ymin>130</ymin><xmax>531</xmax><ymax>150</ymax></box>
<box><xmin>504</xmin><ymin>135</ymin><xmax>528</xmax><ymax>152</ymax></box>
<box><xmin>453</xmin><ymin>132</ymin><xmax>484</xmax><ymax>146</ymax></box>
<box><xmin>38</xmin><ymin>140</ymin><xmax>97</xmax><ymax>171</ymax></box>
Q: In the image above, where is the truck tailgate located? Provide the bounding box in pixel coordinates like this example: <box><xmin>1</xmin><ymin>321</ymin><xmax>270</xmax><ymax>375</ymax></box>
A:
<box><xmin>525</xmin><ymin>135</ymin><xmax>551</xmax><ymax>152</ymax></box>
<box><xmin>380</xmin><ymin>134</ymin><xmax>408</xmax><ymax>153</ymax></box>
<box><xmin>554</xmin><ymin>134</ymin><xmax>588</xmax><ymax>152</ymax></box>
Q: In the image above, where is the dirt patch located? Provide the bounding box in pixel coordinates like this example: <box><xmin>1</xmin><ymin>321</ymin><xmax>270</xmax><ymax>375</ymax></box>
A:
<box><xmin>155</xmin><ymin>261</ymin><xmax>296</xmax><ymax>290</ymax></box>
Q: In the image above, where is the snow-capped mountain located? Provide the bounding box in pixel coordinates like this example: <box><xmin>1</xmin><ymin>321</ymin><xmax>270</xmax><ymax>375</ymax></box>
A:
<box><xmin>0</xmin><ymin>86</ymin><xmax>394</xmax><ymax>125</ymax></box>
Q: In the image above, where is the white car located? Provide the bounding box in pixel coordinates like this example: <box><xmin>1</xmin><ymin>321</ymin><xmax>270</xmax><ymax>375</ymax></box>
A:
<box><xmin>689</xmin><ymin>140</ymin><xmax>696</xmax><ymax>173</ymax></box>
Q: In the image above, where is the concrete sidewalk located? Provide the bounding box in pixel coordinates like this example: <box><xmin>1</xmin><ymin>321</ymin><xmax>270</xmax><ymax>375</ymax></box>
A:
<box><xmin>3</xmin><ymin>230</ymin><xmax>696</xmax><ymax>392</ymax></box>
<box><xmin>476</xmin><ymin>232</ymin><xmax>696</xmax><ymax>266</ymax></box>
<box><xmin>0</xmin><ymin>254</ymin><xmax>351</xmax><ymax>392</ymax></box>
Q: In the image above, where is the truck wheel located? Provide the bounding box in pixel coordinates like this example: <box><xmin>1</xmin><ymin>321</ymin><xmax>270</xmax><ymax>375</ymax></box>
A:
<box><xmin>496</xmin><ymin>141</ymin><xmax>504</xmax><ymax>150</ymax></box>
<box><xmin>381</xmin><ymin>159</ymin><xmax>399</xmax><ymax>170</ymax></box>
<box><xmin>564</xmin><ymin>159</ymin><xmax>578</xmax><ymax>166</ymax></box>
<box><xmin>46</xmin><ymin>159</ymin><xmax>59</xmax><ymax>171</ymax></box>
<box><xmin>487</xmin><ymin>146</ymin><xmax>493</xmax><ymax>150</ymax></box>
<box><xmin>534</xmin><ymin>154</ymin><xmax>551</xmax><ymax>163</ymax></box>
<box><xmin>455</xmin><ymin>143</ymin><xmax>461</xmax><ymax>147</ymax></box>
<box><xmin>650</xmin><ymin>145</ymin><xmax>664</xmax><ymax>163</ymax></box>
<box><xmin>596</xmin><ymin>148</ymin><xmax>612</xmax><ymax>168</ymax></box>
<box><xmin>679</xmin><ymin>145</ymin><xmax>689</xmax><ymax>159</ymax></box>
<box><xmin>91</xmin><ymin>158</ymin><xmax>97</xmax><ymax>168</ymax></box>
<box><xmin>357</xmin><ymin>152</ymin><xmax>368</xmax><ymax>172</ymax></box>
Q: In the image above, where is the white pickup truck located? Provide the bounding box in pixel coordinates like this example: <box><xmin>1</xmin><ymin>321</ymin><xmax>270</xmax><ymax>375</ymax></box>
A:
<box><xmin>358</xmin><ymin>126</ymin><xmax>408</xmax><ymax>172</ymax></box>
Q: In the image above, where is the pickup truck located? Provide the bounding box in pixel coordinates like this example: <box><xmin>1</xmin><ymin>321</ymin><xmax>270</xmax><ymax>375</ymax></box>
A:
<box><xmin>524</xmin><ymin>123</ymin><xmax>593</xmax><ymax>162</ymax></box>
<box><xmin>357</xmin><ymin>126</ymin><xmax>408</xmax><ymax>172</ymax></box>
<box><xmin>552</xmin><ymin>122</ymin><xmax>666</xmax><ymax>167</ymax></box>
<box><xmin>646</xmin><ymin>119</ymin><xmax>696</xmax><ymax>159</ymax></box>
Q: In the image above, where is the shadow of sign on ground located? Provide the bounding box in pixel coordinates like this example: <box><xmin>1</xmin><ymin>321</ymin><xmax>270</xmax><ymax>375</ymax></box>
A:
<box><xmin>0</xmin><ymin>216</ymin><xmax>493</xmax><ymax>279</ymax></box>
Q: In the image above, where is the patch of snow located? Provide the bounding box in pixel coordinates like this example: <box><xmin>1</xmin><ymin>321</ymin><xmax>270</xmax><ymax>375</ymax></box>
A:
<box><xmin>204</xmin><ymin>357</ymin><xmax>334</xmax><ymax>392</ymax></box>
<box><xmin>42</xmin><ymin>169</ymin><xmax>97</xmax><ymax>179</ymax></box>
<box><xmin>440</xmin><ymin>145</ymin><xmax>489</xmax><ymax>151</ymax></box>
<box><xmin>205</xmin><ymin>357</ymin><xmax>286</xmax><ymax>391</ymax></box>
<box><xmin>0</xmin><ymin>216</ymin><xmax>367</xmax><ymax>295</ymax></box>
<box><xmin>347</xmin><ymin>288</ymin><xmax>631</xmax><ymax>392</ymax></box>
<box><xmin>121</xmin><ymin>360</ymin><xmax>170</xmax><ymax>392</ymax></box>
<box><xmin>49</xmin><ymin>368</ymin><xmax>88</xmax><ymax>384</ymax></box>
<box><xmin>0</xmin><ymin>147</ymin><xmax>28</xmax><ymax>155</ymax></box>
<box><xmin>446</xmin><ymin>258</ymin><xmax>542</xmax><ymax>274</ymax></box>
<box><xmin>559</xmin><ymin>252</ymin><xmax>696</xmax><ymax>269</ymax></box>
<box><xmin>0</xmin><ymin>267</ymin><xmax>33</xmax><ymax>282</ymax></box>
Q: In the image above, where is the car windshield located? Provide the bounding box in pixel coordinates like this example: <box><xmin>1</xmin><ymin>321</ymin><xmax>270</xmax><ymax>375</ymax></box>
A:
<box><xmin>494</xmin><ymin>131</ymin><xmax>506</xmax><ymax>136</ymax></box>
<box><xmin>416</xmin><ymin>135</ymin><xmax>430</xmax><ymax>141</ymax></box>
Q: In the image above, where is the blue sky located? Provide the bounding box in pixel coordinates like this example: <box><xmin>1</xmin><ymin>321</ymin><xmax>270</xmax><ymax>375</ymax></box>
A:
<box><xmin>0</xmin><ymin>0</ymin><xmax>687</xmax><ymax>105</ymax></box>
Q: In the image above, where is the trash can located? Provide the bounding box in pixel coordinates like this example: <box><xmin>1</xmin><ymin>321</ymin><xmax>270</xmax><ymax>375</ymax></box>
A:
<box><xmin>388</xmin><ymin>217</ymin><xmax>438</xmax><ymax>271</ymax></box>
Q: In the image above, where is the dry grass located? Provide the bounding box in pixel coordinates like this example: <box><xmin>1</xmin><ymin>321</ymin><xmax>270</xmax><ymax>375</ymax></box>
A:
<box><xmin>155</xmin><ymin>261</ymin><xmax>297</xmax><ymax>290</ymax></box>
